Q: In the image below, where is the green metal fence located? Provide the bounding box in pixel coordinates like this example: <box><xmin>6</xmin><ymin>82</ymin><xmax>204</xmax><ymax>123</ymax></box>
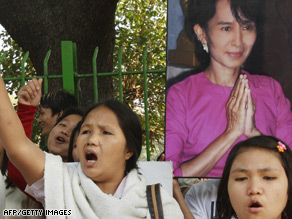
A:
<box><xmin>1</xmin><ymin>41</ymin><xmax>165</xmax><ymax>161</ymax></box>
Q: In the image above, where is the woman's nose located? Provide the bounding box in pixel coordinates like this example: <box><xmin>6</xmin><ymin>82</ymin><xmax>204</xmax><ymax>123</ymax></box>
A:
<box><xmin>247</xmin><ymin>179</ymin><xmax>263</xmax><ymax>196</ymax></box>
<box><xmin>87</xmin><ymin>133</ymin><xmax>99</xmax><ymax>146</ymax></box>
<box><xmin>232</xmin><ymin>25</ymin><xmax>243</xmax><ymax>47</ymax></box>
<box><xmin>61</xmin><ymin>130</ymin><xmax>69</xmax><ymax>136</ymax></box>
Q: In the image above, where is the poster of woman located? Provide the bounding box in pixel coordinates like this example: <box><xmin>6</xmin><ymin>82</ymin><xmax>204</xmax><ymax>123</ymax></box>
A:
<box><xmin>165</xmin><ymin>0</ymin><xmax>292</xmax><ymax>178</ymax></box>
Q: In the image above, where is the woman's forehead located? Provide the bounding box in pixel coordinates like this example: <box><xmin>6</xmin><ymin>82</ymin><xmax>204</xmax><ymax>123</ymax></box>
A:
<box><xmin>82</xmin><ymin>106</ymin><xmax>120</xmax><ymax>128</ymax></box>
<box><xmin>62</xmin><ymin>114</ymin><xmax>82</xmax><ymax>123</ymax></box>
<box><xmin>231</xmin><ymin>148</ymin><xmax>285</xmax><ymax>172</ymax></box>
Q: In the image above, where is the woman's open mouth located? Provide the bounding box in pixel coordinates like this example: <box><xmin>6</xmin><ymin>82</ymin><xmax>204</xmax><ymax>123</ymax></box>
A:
<box><xmin>248</xmin><ymin>201</ymin><xmax>263</xmax><ymax>213</ymax></box>
<box><xmin>84</xmin><ymin>150</ymin><xmax>98</xmax><ymax>166</ymax></box>
<box><xmin>56</xmin><ymin>136</ymin><xmax>65</xmax><ymax>143</ymax></box>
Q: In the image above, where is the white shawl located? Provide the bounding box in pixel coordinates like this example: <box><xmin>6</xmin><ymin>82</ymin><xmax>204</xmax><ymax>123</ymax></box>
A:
<box><xmin>44</xmin><ymin>153</ymin><xmax>183</xmax><ymax>219</ymax></box>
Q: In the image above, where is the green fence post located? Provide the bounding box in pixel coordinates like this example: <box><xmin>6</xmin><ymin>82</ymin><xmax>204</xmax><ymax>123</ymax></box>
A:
<box><xmin>72</xmin><ymin>43</ymin><xmax>79</xmax><ymax>104</ymax></box>
<box><xmin>61</xmin><ymin>41</ymin><xmax>75</xmax><ymax>94</ymax></box>
<box><xmin>20</xmin><ymin>51</ymin><xmax>30</xmax><ymax>87</ymax></box>
<box><xmin>118</xmin><ymin>46</ymin><xmax>124</xmax><ymax>102</ymax></box>
<box><xmin>92</xmin><ymin>47</ymin><xmax>99</xmax><ymax>103</ymax></box>
<box><xmin>73</xmin><ymin>43</ymin><xmax>78</xmax><ymax>74</ymax></box>
<box><xmin>142</xmin><ymin>46</ymin><xmax>150</xmax><ymax>161</ymax></box>
<box><xmin>43</xmin><ymin>50</ymin><xmax>51</xmax><ymax>94</ymax></box>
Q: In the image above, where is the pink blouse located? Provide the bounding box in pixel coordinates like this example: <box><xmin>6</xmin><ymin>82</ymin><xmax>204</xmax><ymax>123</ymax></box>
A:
<box><xmin>165</xmin><ymin>72</ymin><xmax>292</xmax><ymax>177</ymax></box>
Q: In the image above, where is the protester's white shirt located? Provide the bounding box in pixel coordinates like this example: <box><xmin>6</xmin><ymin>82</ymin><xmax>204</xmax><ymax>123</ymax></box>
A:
<box><xmin>185</xmin><ymin>179</ymin><xmax>220</xmax><ymax>219</ymax></box>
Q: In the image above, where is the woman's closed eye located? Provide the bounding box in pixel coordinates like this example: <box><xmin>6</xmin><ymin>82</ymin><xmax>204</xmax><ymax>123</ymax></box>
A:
<box><xmin>59</xmin><ymin>123</ymin><xmax>66</xmax><ymax>127</ymax></box>
<box><xmin>81</xmin><ymin>130</ymin><xmax>90</xmax><ymax>135</ymax></box>
<box><xmin>103</xmin><ymin>130</ymin><xmax>112</xmax><ymax>135</ymax></box>
<box><xmin>235</xmin><ymin>177</ymin><xmax>247</xmax><ymax>181</ymax></box>
<box><xmin>263</xmin><ymin>176</ymin><xmax>277</xmax><ymax>180</ymax></box>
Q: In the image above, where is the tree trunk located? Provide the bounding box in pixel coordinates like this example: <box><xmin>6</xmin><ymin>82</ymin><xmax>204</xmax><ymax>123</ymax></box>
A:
<box><xmin>0</xmin><ymin>0</ymin><xmax>118</xmax><ymax>109</ymax></box>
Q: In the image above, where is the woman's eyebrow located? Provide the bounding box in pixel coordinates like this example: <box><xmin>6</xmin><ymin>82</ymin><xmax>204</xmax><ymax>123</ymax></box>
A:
<box><xmin>99</xmin><ymin>124</ymin><xmax>115</xmax><ymax>131</ymax></box>
<box><xmin>231</xmin><ymin>167</ymin><xmax>281</xmax><ymax>174</ymax></box>
<box><xmin>217</xmin><ymin>21</ymin><xmax>233</xmax><ymax>25</ymax></box>
<box><xmin>230</xmin><ymin>168</ymin><xmax>248</xmax><ymax>174</ymax></box>
<box><xmin>257</xmin><ymin>167</ymin><xmax>281</xmax><ymax>173</ymax></box>
<box><xmin>80</xmin><ymin>123</ymin><xmax>91</xmax><ymax>129</ymax></box>
<box><xmin>81</xmin><ymin>123</ymin><xmax>114</xmax><ymax>131</ymax></box>
<box><xmin>239</xmin><ymin>20</ymin><xmax>254</xmax><ymax>25</ymax></box>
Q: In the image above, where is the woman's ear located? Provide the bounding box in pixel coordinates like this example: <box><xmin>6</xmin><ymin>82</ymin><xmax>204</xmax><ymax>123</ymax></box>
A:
<box><xmin>193</xmin><ymin>24</ymin><xmax>207</xmax><ymax>45</ymax></box>
<box><xmin>125</xmin><ymin>147</ymin><xmax>134</xmax><ymax>161</ymax></box>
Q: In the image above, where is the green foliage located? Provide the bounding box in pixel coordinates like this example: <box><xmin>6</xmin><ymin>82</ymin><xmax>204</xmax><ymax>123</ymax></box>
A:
<box><xmin>0</xmin><ymin>30</ymin><xmax>36</xmax><ymax>95</ymax></box>
<box><xmin>115</xmin><ymin>0</ymin><xmax>167</xmax><ymax>160</ymax></box>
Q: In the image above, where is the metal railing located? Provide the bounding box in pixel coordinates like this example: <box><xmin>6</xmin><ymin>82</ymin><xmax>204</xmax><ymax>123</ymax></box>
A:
<box><xmin>1</xmin><ymin>41</ymin><xmax>166</xmax><ymax>160</ymax></box>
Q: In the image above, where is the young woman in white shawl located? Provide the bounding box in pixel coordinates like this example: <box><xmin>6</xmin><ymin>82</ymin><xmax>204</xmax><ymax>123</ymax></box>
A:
<box><xmin>0</xmin><ymin>75</ymin><xmax>183</xmax><ymax>219</ymax></box>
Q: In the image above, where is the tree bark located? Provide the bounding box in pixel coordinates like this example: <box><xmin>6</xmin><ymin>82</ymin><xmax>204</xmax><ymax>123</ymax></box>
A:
<box><xmin>0</xmin><ymin>0</ymin><xmax>118</xmax><ymax>109</ymax></box>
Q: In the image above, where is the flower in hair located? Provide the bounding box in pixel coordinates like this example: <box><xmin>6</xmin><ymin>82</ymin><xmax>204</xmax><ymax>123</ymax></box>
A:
<box><xmin>277</xmin><ymin>141</ymin><xmax>287</xmax><ymax>152</ymax></box>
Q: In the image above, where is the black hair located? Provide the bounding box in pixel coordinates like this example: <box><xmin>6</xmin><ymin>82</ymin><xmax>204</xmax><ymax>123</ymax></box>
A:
<box><xmin>79</xmin><ymin>99</ymin><xmax>142</xmax><ymax>173</ymax></box>
<box><xmin>1</xmin><ymin>151</ymin><xmax>16</xmax><ymax>189</ymax></box>
<box><xmin>67</xmin><ymin>121</ymin><xmax>82</xmax><ymax>162</ymax></box>
<box><xmin>184</xmin><ymin>0</ymin><xmax>264</xmax><ymax>69</ymax></box>
<box><xmin>40</xmin><ymin>90</ymin><xmax>78</xmax><ymax>116</ymax></box>
<box><xmin>54</xmin><ymin>107</ymin><xmax>83</xmax><ymax>126</ymax></box>
<box><xmin>216</xmin><ymin>135</ymin><xmax>292</xmax><ymax>219</ymax></box>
